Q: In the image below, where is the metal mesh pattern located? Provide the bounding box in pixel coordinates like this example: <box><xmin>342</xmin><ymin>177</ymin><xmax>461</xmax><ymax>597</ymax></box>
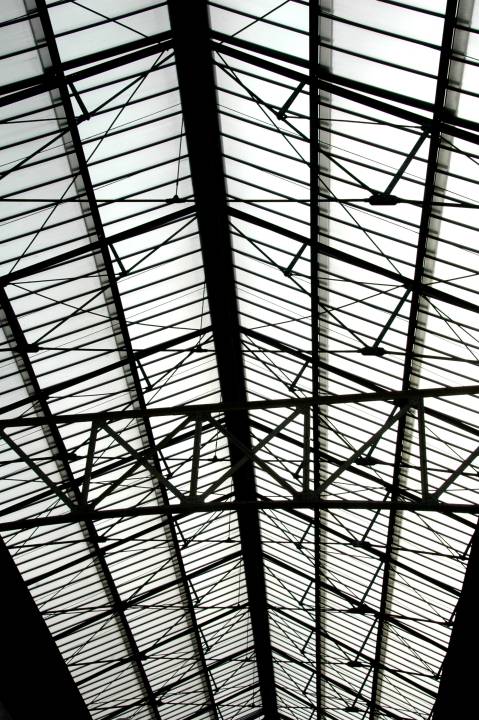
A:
<box><xmin>1</xmin><ymin>2</ymin><xmax>479</xmax><ymax>720</ymax></box>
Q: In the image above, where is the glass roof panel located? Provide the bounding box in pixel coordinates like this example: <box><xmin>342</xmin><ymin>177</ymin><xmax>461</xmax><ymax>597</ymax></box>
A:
<box><xmin>2</xmin><ymin>2</ymin><xmax>479</xmax><ymax>720</ymax></box>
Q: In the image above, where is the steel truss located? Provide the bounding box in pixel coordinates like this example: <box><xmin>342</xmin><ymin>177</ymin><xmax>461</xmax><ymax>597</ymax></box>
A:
<box><xmin>1</xmin><ymin>2</ymin><xmax>479</xmax><ymax>720</ymax></box>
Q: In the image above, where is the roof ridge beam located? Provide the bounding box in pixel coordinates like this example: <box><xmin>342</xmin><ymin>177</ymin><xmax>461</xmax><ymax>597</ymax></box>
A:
<box><xmin>168</xmin><ymin>2</ymin><xmax>278</xmax><ymax>718</ymax></box>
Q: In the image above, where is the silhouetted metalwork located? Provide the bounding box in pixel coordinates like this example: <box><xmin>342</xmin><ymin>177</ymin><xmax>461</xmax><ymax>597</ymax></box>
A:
<box><xmin>0</xmin><ymin>2</ymin><xmax>478</xmax><ymax>719</ymax></box>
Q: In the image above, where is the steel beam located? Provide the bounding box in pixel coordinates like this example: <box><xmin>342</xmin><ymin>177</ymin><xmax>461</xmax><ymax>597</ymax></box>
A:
<box><xmin>368</xmin><ymin>4</ymin><xmax>460</xmax><ymax>717</ymax></box>
<box><xmin>21</xmin><ymin>4</ymin><xmax>217</xmax><ymax>719</ymax></box>
<box><xmin>229</xmin><ymin>207</ymin><xmax>479</xmax><ymax>316</ymax></box>
<box><xmin>168</xmin><ymin>2</ymin><xmax>278</xmax><ymax>717</ymax></box>
<box><xmin>318</xmin><ymin>403</ymin><xmax>411</xmax><ymax>493</ymax></box>
<box><xmin>2</xmin><ymin>499</ymin><xmax>479</xmax><ymax>535</ymax></box>
<box><xmin>12</xmin><ymin>6</ymin><xmax>164</xmax><ymax>717</ymax></box>
<box><xmin>1</xmin><ymin>381</ymin><xmax>479</xmax><ymax>426</ymax></box>
<box><xmin>0</xmin><ymin>325</ymin><xmax>209</xmax><ymax>417</ymax></box>
<box><xmin>431</xmin><ymin>444</ymin><xmax>479</xmax><ymax>499</ymax></box>
<box><xmin>1</xmin><ymin>205</ymin><xmax>194</xmax><ymax>288</ymax></box>
<box><xmin>210</xmin><ymin>32</ymin><xmax>479</xmax><ymax>146</ymax></box>
<box><xmin>241</xmin><ymin>325</ymin><xmax>479</xmax><ymax>458</ymax></box>
<box><xmin>0</xmin><ymin>31</ymin><xmax>172</xmax><ymax>108</ymax></box>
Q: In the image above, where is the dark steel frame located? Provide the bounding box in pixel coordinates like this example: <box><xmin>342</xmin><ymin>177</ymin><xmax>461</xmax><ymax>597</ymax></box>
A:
<box><xmin>1</xmin><ymin>2</ymin><xmax>478</xmax><ymax>720</ymax></box>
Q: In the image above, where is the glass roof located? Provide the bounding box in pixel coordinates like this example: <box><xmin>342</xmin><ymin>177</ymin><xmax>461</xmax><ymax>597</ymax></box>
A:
<box><xmin>1</xmin><ymin>1</ymin><xmax>479</xmax><ymax>720</ymax></box>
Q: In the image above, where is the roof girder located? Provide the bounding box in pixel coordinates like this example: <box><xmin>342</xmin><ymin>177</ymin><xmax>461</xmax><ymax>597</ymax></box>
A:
<box><xmin>168</xmin><ymin>1</ymin><xmax>279</xmax><ymax>718</ymax></box>
<box><xmin>10</xmin><ymin>3</ymin><xmax>221</xmax><ymax>719</ymax></box>
<box><xmin>368</xmin><ymin>2</ymin><xmax>462</xmax><ymax>716</ymax></box>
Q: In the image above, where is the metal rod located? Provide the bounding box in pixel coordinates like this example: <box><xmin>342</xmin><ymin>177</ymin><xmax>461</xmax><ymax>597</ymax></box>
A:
<box><xmin>190</xmin><ymin>416</ymin><xmax>202</xmax><ymax>498</ymax></box>
<box><xmin>383</xmin><ymin>130</ymin><xmax>428</xmax><ymax>195</ymax></box>
<box><xmin>431</xmin><ymin>444</ymin><xmax>479</xmax><ymax>500</ymax></box>
<box><xmin>318</xmin><ymin>403</ymin><xmax>410</xmax><ymax>493</ymax></box>
<box><xmin>1</xmin><ymin>382</ymin><xmax>478</xmax><ymax>427</ymax></box>
<box><xmin>417</xmin><ymin>399</ymin><xmax>429</xmax><ymax>499</ymax></box>
<box><xmin>2</xmin><ymin>498</ymin><xmax>478</xmax><ymax>532</ymax></box>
